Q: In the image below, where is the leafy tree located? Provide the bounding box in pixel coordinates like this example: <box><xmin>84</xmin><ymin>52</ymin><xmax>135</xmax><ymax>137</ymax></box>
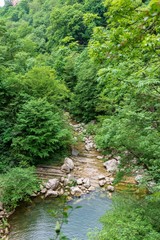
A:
<box><xmin>21</xmin><ymin>66</ymin><xmax>70</xmax><ymax>106</ymax></box>
<box><xmin>70</xmin><ymin>50</ymin><xmax>100</xmax><ymax>122</ymax></box>
<box><xmin>88</xmin><ymin>0</ymin><xmax>160</xmax><ymax>181</ymax></box>
<box><xmin>47</xmin><ymin>3</ymin><xmax>86</xmax><ymax>48</ymax></box>
<box><xmin>11</xmin><ymin>98</ymin><xmax>72</xmax><ymax>165</ymax></box>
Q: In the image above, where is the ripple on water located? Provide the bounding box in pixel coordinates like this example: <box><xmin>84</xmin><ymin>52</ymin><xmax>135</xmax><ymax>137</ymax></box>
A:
<box><xmin>9</xmin><ymin>190</ymin><xmax>112</xmax><ymax>240</ymax></box>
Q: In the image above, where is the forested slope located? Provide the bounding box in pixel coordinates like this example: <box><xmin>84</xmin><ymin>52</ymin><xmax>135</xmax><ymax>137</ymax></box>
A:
<box><xmin>0</xmin><ymin>0</ymin><xmax>160</xmax><ymax>237</ymax></box>
<box><xmin>0</xmin><ymin>0</ymin><xmax>160</xmax><ymax>208</ymax></box>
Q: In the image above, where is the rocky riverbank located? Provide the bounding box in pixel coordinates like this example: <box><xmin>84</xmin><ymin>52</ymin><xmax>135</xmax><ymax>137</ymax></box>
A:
<box><xmin>37</xmin><ymin>121</ymin><xmax>120</xmax><ymax>198</ymax></box>
<box><xmin>0</xmin><ymin>121</ymin><xmax>149</xmax><ymax>239</ymax></box>
<box><xmin>0</xmin><ymin>202</ymin><xmax>12</xmax><ymax>240</ymax></box>
<box><xmin>37</xmin><ymin>121</ymin><xmax>145</xmax><ymax>199</ymax></box>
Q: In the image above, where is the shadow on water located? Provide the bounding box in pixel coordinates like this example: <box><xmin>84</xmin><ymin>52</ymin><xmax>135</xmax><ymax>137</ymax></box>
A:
<box><xmin>9</xmin><ymin>190</ymin><xmax>112</xmax><ymax>240</ymax></box>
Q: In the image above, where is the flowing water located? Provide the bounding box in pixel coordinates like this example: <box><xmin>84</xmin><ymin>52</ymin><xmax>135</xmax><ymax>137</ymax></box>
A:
<box><xmin>9</xmin><ymin>190</ymin><xmax>112</xmax><ymax>240</ymax></box>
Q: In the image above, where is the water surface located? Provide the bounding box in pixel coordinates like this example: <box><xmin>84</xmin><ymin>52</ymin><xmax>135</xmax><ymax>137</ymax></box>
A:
<box><xmin>9</xmin><ymin>190</ymin><xmax>112</xmax><ymax>240</ymax></box>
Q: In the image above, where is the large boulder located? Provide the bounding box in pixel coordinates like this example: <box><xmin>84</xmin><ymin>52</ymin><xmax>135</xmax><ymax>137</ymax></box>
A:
<box><xmin>45</xmin><ymin>190</ymin><xmax>58</xmax><ymax>198</ymax></box>
<box><xmin>45</xmin><ymin>178</ymin><xmax>59</xmax><ymax>190</ymax></box>
<box><xmin>61</xmin><ymin>164</ymin><xmax>71</xmax><ymax>173</ymax></box>
<box><xmin>85</xmin><ymin>142</ymin><xmax>94</xmax><ymax>151</ymax></box>
<box><xmin>105</xmin><ymin>177</ymin><xmax>114</xmax><ymax>184</ymax></box>
<box><xmin>61</xmin><ymin>157</ymin><xmax>74</xmax><ymax>173</ymax></box>
<box><xmin>70</xmin><ymin>186</ymin><xmax>82</xmax><ymax>197</ymax></box>
<box><xmin>107</xmin><ymin>185</ymin><xmax>115</xmax><ymax>192</ymax></box>
<box><xmin>98</xmin><ymin>175</ymin><xmax>106</xmax><ymax>180</ymax></box>
<box><xmin>83</xmin><ymin>178</ymin><xmax>91</xmax><ymax>189</ymax></box>
<box><xmin>99</xmin><ymin>179</ymin><xmax>107</xmax><ymax>187</ymax></box>
<box><xmin>103</xmin><ymin>159</ymin><xmax>119</xmax><ymax>173</ymax></box>
<box><xmin>58</xmin><ymin>188</ymin><xmax>64</xmax><ymax>196</ymax></box>
<box><xmin>77</xmin><ymin>178</ymin><xmax>84</xmax><ymax>185</ymax></box>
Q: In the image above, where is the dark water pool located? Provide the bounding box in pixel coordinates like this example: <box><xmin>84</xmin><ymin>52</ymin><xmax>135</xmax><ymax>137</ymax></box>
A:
<box><xmin>9</xmin><ymin>190</ymin><xmax>112</xmax><ymax>240</ymax></box>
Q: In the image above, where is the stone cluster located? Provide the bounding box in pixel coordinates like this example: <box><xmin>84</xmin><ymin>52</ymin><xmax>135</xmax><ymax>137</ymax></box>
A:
<box><xmin>39</xmin><ymin>176</ymin><xmax>94</xmax><ymax>199</ymax></box>
<box><xmin>0</xmin><ymin>202</ymin><xmax>11</xmax><ymax>240</ymax></box>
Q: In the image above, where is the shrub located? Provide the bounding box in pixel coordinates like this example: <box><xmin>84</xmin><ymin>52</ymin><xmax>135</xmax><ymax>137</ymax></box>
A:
<box><xmin>11</xmin><ymin>98</ymin><xmax>72</xmax><ymax>165</ymax></box>
<box><xmin>88</xmin><ymin>194</ymin><xmax>160</xmax><ymax>240</ymax></box>
<box><xmin>0</xmin><ymin>167</ymin><xmax>40</xmax><ymax>210</ymax></box>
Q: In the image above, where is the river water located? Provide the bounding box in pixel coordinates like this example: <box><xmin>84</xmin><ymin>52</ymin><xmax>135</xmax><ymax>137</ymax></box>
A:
<box><xmin>9</xmin><ymin>190</ymin><xmax>112</xmax><ymax>240</ymax></box>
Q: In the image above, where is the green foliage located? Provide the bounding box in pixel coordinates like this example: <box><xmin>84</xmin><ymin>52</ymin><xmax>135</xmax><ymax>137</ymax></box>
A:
<box><xmin>70</xmin><ymin>50</ymin><xmax>100</xmax><ymax>122</ymax></box>
<box><xmin>0</xmin><ymin>167</ymin><xmax>40</xmax><ymax>210</ymax></box>
<box><xmin>21</xmin><ymin>66</ymin><xmax>69</xmax><ymax>106</ymax></box>
<box><xmin>11</xmin><ymin>98</ymin><xmax>72</xmax><ymax>165</ymax></box>
<box><xmin>88</xmin><ymin>0</ymin><xmax>160</xmax><ymax>182</ymax></box>
<box><xmin>48</xmin><ymin>3</ymin><xmax>86</xmax><ymax>46</ymax></box>
<box><xmin>88</xmin><ymin>194</ymin><xmax>160</xmax><ymax>240</ymax></box>
<box><xmin>0</xmin><ymin>0</ymin><xmax>160</xmax><ymax>218</ymax></box>
<box><xmin>85</xmin><ymin>121</ymin><xmax>97</xmax><ymax>135</ymax></box>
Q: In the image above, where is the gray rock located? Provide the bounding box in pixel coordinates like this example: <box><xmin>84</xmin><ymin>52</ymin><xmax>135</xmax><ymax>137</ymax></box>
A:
<box><xmin>61</xmin><ymin>158</ymin><xmax>74</xmax><ymax>173</ymax></box>
<box><xmin>60</xmin><ymin>177</ymin><xmax>65</xmax><ymax>183</ymax></box>
<box><xmin>103</xmin><ymin>159</ymin><xmax>119</xmax><ymax>173</ymax></box>
<box><xmin>45</xmin><ymin>179</ymin><xmax>59</xmax><ymax>190</ymax></box>
<box><xmin>83</xmin><ymin>178</ymin><xmax>91</xmax><ymax>189</ymax></box>
<box><xmin>105</xmin><ymin>177</ymin><xmax>114</xmax><ymax>184</ymax></box>
<box><xmin>45</xmin><ymin>190</ymin><xmax>58</xmax><ymax>198</ymax></box>
<box><xmin>77</xmin><ymin>178</ymin><xmax>84</xmax><ymax>185</ymax></box>
<box><xmin>58</xmin><ymin>188</ymin><xmax>64</xmax><ymax>196</ymax></box>
<box><xmin>70</xmin><ymin>186</ymin><xmax>82</xmax><ymax>197</ymax></box>
<box><xmin>63</xmin><ymin>178</ymin><xmax>69</xmax><ymax>186</ymax></box>
<box><xmin>61</xmin><ymin>163</ymin><xmax>71</xmax><ymax>173</ymax></box>
<box><xmin>109</xmin><ymin>177</ymin><xmax>115</xmax><ymax>183</ymax></box>
<box><xmin>88</xmin><ymin>186</ymin><xmax>95</xmax><ymax>192</ymax></box>
<box><xmin>107</xmin><ymin>185</ymin><xmax>115</xmax><ymax>192</ymax></box>
<box><xmin>98</xmin><ymin>175</ymin><xmax>106</xmax><ymax>180</ymax></box>
<box><xmin>105</xmin><ymin>177</ymin><xmax>111</xmax><ymax>184</ymax></box>
<box><xmin>67</xmin><ymin>174</ymin><xmax>76</xmax><ymax>182</ymax></box>
<box><xmin>85</xmin><ymin>142</ymin><xmax>94</xmax><ymax>151</ymax></box>
<box><xmin>79</xmin><ymin>185</ymin><xmax>86</xmax><ymax>191</ymax></box>
<box><xmin>41</xmin><ymin>188</ymin><xmax>47</xmax><ymax>194</ymax></box>
<box><xmin>99</xmin><ymin>179</ymin><xmax>107</xmax><ymax>187</ymax></box>
<box><xmin>0</xmin><ymin>210</ymin><xmax>5</xmax><ymax>218</ymax></box>
<box><xmin>97</xmin><ymin>156</ymin><xmax>104</xmax><ymax>160</ymax></box>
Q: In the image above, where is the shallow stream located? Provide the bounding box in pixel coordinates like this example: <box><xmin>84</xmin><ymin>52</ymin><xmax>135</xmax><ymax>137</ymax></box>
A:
<box><xmin>9</xmin><ymin>190</ymin><xmax>112</xmax><ymax>240</ymax></box>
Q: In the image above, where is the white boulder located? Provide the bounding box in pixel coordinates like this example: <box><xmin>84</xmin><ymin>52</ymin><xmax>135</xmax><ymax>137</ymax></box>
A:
<box><xmin>45</xmin><ymin>190</ymin><xmax>58</xmax><ymax>198</ymax></box>
<box><xmin>61</xmin><ymin>157</ymin><xmax>74</xmax><ymax>173</ymax></box>
<box><xmin>83</xmin><ymin>178</ymin><xmax>91</xmax><ymax>189</ymax></box>
<box><xmin>70</xmin><ymin>186</ymin><xmax>82</xmax><ymax>197</ymax></box>
<box><xmin>45</xmin><ymin>178</ymin><xmax>59</xmax><ymax>190</ymax></box>
<box><xmin>98</xmin><ymin>175</ymin><xmax>106</xmax><ymax>180</ymax></box>
<box><xmin>107</xmin><ymin>185</ymin><xmax>115</xmax><ymax>192</ymax></box>
<box><xmin>103</xmin><ymin>159</ymin><xmax>119</xmax><ymax>173</ymax></box>
<box><xmin>77</xmin><ymin>178</ymin><xmax>84</xmax><ymax>185</ymax></box>
<box><xmin>99</xmin><ymin>179</ymin><xmax>107</xmax><ymax>187</ymax></box>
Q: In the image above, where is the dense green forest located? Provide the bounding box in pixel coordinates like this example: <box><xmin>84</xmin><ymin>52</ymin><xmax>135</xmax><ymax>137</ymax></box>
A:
<box><xmin>0</xmin><ymin>0</ymin><xmax>160</xmax><ymax>238</ymax></box>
